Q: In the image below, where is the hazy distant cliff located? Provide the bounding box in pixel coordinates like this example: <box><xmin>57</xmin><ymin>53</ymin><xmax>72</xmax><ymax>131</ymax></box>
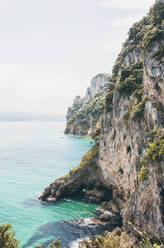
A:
<box><xmin>40</xmin><ymin>1</ymin><xmax>164</xmax><ymax>244</ymax></box>
<box><xmin>65</xmin><ymin>73</ymin><xmax>110</xmax><ymax>135</ymax></box>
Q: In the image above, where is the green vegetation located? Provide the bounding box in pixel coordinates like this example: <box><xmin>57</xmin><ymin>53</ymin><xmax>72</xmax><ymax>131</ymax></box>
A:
<box><xmin>79</xmin><ymin>225</ymin><xmax>164</xmax><ymax>248</ymax></box>
<box><xmin>111</xmin><ymin>1</ymin><xmax>164</xmax><ymax>97</ymax></box>
<box><xmin>138</xmin><ymin>166</ymin><xmax>149</xmax><ymax>182</ymax></box>
<box><xmin>0</xmin><ymin>223</ymin><xmax>63</xmax><ymax>248</ymax></box>
<box><xmin>128</xmin><ymin>2</ymin><xmax>164</xmax><ymax>51</ymax></box>
<box><xmin>79</xmin><ymin>230</ymin><xmax>129</xmax><ymax>248</ymax></box>
<box><xmin>36</xmin><ymin>238</ymin><xmax>63</xmax><ymax>248</ymax></box>
<box><xmin>0</xmin><ymin>223</ymin><xmax>19</xmax><ymax>248</ymax></box>
<box><xmin>67</xmin><ymin>85</ymin><xmax>108</xmax><ymax>126</ymax></box>
<box><xmin>152</xmin><ymin>47</ymin><xmax>164</xmax><ymax>62</ymax></box>
<box><xmin>116</xmin><ymin>63</ymin><xmax>143</xmax><ymax>97</ymax></box>
<box><xmin>142</xmin><ymin>26</ymin><xmax>163</xmax><ymax>50</ymax></box>
<box><xmin>134</xmin><ymin>85</ymin><xmax>145</xmax><ymax>101</ymax></box>
<box><xmin>123</xmin><ymin>111</ymin><xmax>130</xmax><ymax>128</ymax></box>
<box><xmin>104</xmin><ymin>83</ymin><xmax>114</xmax><ymax>111</ymax></box>
<box><xmin>69</xmin><ymin>145</ymin><xmax>99</xmax><ymax>174</ymax></box>
<box><xmin>144</xmin><ymin>129</ymin><xmax>164</xmax><ymax>164</ymax></box>
<box><xmin>91</xmin><ymin>128</ymin><xmax>101</xmax><ymax>144</ymax></box>
<box><xmin>152</xmin><ymin>101</ymin><xmax>164</xmax><ymax>112</ymax></box>
<box><xmin>122</xmin><ymin>95</ymin><xmax>150</xmax><ymax>127</ymax></box>
<box><xmin>128</xmin><ymin>222</ymin><xmax>163</xmax><ymax>248</ymax></box>
<box><xmin>131</xmin><ymin>96</ymin><xmax>149</xmax><ymax>121</ymax></box>
<box><xmin>67</xmin><ymin>3</ymin><xmax>164</xmax><ymax>127</ymax></box>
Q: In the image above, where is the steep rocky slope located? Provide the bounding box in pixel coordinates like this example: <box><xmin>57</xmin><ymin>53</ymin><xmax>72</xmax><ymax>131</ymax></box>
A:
<box><xmin>65</xmin><ymin>73</ymin><xmax>110</xmax><ymax>135</ymax></box>
<box><xmin>40</xmin><ymin>1</ymin><xmax>164</xmax><ymax>242</ymax></box>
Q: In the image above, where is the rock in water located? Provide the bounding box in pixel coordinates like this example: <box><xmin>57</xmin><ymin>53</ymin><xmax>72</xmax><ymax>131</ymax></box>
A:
<box><xmin>40</xmin><ymin>1</ymin><xmax>164</xmax><ymax>241</ymax></box>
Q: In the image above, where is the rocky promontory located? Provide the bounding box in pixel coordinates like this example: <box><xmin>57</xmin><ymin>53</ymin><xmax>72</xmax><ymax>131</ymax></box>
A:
<box><xmin>65</xmin><ymin>74</ymin><xmax>110</xmax><ymax>136</ymax></box>
<box><xmin>39</xmin><ymin>146</ymin><xmax>112</xmax><ymax>203</ymax></box>
<box><xmin>40</xmin><ymin>1</ymin><xmax>164</xmax><ymax>245</ymax></box>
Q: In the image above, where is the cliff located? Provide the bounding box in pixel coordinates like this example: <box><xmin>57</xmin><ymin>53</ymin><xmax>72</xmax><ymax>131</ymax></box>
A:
<box><xmin>65</xmin><ymin>73</ymin><xmax>110</xmax><ymax>135</ymax></box>
<box><xmin>40</xmin><ymin>1</ymin><xmax>164</xmax><ymax>243</ymax></box>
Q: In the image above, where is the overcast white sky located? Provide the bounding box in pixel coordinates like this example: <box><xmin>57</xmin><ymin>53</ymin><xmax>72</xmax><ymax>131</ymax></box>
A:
<box><xmin>0</xmin><ymin>0</ymin><xmax>154</xmax><ymax>115</ymax></box>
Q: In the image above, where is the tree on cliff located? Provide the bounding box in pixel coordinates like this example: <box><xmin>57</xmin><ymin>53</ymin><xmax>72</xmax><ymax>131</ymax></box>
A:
<box><xmin>0</xmin><ymin>223</ymin><xmax>19</xmax><ymax>248</ymax></box>
<box><xmin>0</xmin><ymin>223</ymin><xmax>63</xmax><ymax>248</ymax></box>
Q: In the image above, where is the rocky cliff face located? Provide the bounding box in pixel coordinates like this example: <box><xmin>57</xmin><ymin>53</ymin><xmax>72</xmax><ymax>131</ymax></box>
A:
<box><xmin>39</xmin><ymin>146</ymin><xmax>113</xmax><ymax>203</ymax></box>
<box><xmin>65</xmin><ymin>73</ymin><xmax>110</xmax><ymax>135</ymax></box>
<box><xmin>40</xmin><ymin>1</ymin><xmax>164</xmax><ymax>242</ymax></box>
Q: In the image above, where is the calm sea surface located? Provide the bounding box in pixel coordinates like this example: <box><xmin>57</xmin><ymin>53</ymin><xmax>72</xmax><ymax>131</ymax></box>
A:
<box><xmin>0</xmin><ymin>121</ymin><xmax>98</xmax><ymax>247</ymax></box>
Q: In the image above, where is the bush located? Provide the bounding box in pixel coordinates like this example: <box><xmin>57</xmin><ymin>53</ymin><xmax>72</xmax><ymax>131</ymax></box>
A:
<box><xmin>138</xmin><ymin>166</ymin><xmax>149</xmax><ymax>182</ymax></box>
<box><xmin>111</xmin><ymin>1</ymin><xmax>164</xmax><ymax>86</ymax></box>
<box><xmin>103</xmin><ymin>236</ymin><xmax>120</xmax><ymax>248</ymax></box>
<box><xmin>91</xmin><ymin>128</ymin><xmax>101</xmax><ymax>144</ymax></box>
<box><xmin>48</xmin><ymin>238</ymin><xmax>63</xmax><ymax>248</ymax></box>
<box><xmin>131</xmin><ymin>96</ymin><xmax>149</xmax><ymax>121</ymax></box>
<box><xmin>116</xmin><ymin>63</ymin><xmax>143</xmax><ymax>97</ymax></box>
<box><xmin>104</xmin><ymin>90</ymin><xmax>113</xmax><ymax>111</ymax></box>
<box><xmin>0</xmin><ymin>223</ymin><xmax>19</xmax><ymax>248</ymax></box>
<box><xmin>144</xmin><ymin>129</ymin><xmax>164</xmax><ymax>163</ymax></box>
<box><xmin>142</xmin><ymin>26</ymin><xmax>163</xmax><ymax>50</ymax></box>
<box><xmin>69</xmin><ymin>145</ymin><xmax>99</xmax><ymax>174</ymax></box>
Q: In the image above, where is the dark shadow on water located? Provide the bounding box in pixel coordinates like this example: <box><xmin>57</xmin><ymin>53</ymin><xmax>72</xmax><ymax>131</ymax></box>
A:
<box><xmin>23</xmin><ymin>220</ymin><xmax>117</xmax><ymax>248</ymax></box>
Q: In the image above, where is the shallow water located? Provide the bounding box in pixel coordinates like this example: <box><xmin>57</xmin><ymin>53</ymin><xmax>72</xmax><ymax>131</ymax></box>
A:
<box><xmin>0</xmin><ymin>121</ymin><xmax>98</xmax><ymax>247</ymax></box>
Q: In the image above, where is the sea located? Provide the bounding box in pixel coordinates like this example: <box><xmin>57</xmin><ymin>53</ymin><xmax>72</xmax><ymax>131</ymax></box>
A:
<box><xmin>0</xmin><ymin>121</ymin><xmax>99</xmax><ymax>247</ymax></box>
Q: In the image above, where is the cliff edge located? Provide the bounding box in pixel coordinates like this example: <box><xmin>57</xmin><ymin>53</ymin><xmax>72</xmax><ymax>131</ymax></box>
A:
<box><xmin>40</xmin><ymin>1</ymin><xmax>164</xmax><ymax>242</ymax></box>
<box><xmin>65</xmin><ymin>73</ymin><xmax>110</xmax><ymax>135</ymax></box>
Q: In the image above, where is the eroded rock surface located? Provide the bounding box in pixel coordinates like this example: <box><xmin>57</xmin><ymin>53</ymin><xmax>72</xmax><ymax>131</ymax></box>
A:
<box><xmin>40</xmin><ymin>1</ymin><xmax>164</xmax><ymax>242</ymax></box>
<box><xmin>65</xmin><ymin>74</ymin><xmax>110</xmax><ymax>136</ymax></box>
<box><xmin>39</xmin><ymin>146</ymin><xmax>112</xmax><ymax>203</ymax></box>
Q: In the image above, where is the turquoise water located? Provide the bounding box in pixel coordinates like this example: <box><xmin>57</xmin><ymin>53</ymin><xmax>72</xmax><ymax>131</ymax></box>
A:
<box><xmin>0</xmin><ymin>121</ymin><xmax>98</xmax><ymax>247</ymax></box>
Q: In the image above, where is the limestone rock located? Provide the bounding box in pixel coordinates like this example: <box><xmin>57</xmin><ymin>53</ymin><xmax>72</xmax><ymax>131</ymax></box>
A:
<box><xmin>39</xmin><ymin>146</ymin><xmax>112</xmax><ymax>203</ymax></box>
<box><xmin>65</xmin><ymin>74</ymin><xmax>110</xmax><ymax>135</ymax></box>
<box><xmin>41</xmin><ymin>1</ymin><xmax>164</xmax><ymax>242</ymax></box>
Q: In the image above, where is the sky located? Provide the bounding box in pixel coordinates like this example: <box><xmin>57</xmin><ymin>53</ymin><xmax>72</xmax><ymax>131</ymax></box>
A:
<box><xmin>0</xmin><ymin>0</ymin><xmax>154</xmax><ymax>115</ymax></box>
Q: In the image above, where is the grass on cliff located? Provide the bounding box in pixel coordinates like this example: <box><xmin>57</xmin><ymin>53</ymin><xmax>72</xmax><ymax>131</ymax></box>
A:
<box><xmin>79</xmin><ymin>225</ymin><xmax>164</xmax><ymax>248</ymax></box>
<box><xmin>143</xmin><ymin>129</ymin><xmax>164</xmax><ymax>164</ymax></box>
<box><xmin>131</xmin><ymin>96</ymin><xmax>149</xmax><ymax>121</ymax></box>
<box><xmin>63</xmin><ymin>145</ymin><xmax>99</xmax><ymax>178</ymax></box>
<box><xmin>67</xmin><ymin>1</ymin><xmax>164</xmax><ymax>127</ymax></box>
<box><xmin>90</xmin><ymin>128</ymin><xmax>101</xmax><ymax>144</ymax></box>
<box><xmin>107</xmin><ymin>1</ymin><xmax>164</xmax><ymax>105</ymax></box>
<box><xmin>138</xmin><ymin>166</ymin><xmax>149</xmax><ymax>182</ymax></box>
<box><xmin>115</xmin><ymin>62</ymin><xmax>144</xmax><ymax>98</ymax></box>
<box><xmin>122</xmin><ymin>95</ymin><xmax>149</xmax><ymax>127</ymax></box>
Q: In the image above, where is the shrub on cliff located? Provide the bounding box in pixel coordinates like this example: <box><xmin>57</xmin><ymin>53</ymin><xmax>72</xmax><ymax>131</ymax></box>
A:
<box><xmin>111</xmin><ymin>1</ymin><xmax>164</xmax><ymax>89</ymax></box>
<box><xmin>144</xmin><ymin>129</ymin><xmax>164</xmax><ymax>163</ymax></box>
<box><xmin>0</xmin><ymin>223</ymin><xmax>19</xmax><ymax>248</ymax></box>
<box><xmin>36</xmin><ymin>238</ymin><xmax>63</xmax><ymax>248</ymax></box>
<box><xmin>116</xmin><ymin>63</ymin><xmax>143</xmax><ymax>97</ymax></box>
<box><xmin>69</xmin><ymin>145</ymin><xmax>99</xmax><ymax>174</ymax></box>
<box><xmin>131</xmin><ymin>96</ymin><xmax>149</xmax><ymax>121</ymax></box>
<box><xmin>138</xmin><ymin>166</ymin><xmax>149</xmax><ymax>182</ymax></box>
<box><xmin>91</xmin><ymin>128</ymin><xmax>101</xmax><ymax>144</ymax></box>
